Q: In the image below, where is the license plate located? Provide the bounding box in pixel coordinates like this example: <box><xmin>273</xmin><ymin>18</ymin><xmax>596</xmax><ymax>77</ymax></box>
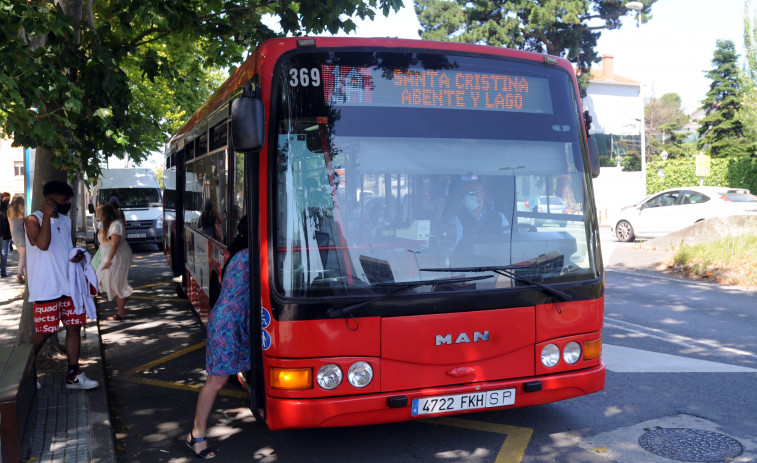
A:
<box><xmin>411</xmin><ymin>388</ymin><xmax>516</xmax><ymax>416</ymax></box>
<box><xmin>127</xmin><ymin>233</ymin><xmax>146</xmax><ymax>239</ymax></box>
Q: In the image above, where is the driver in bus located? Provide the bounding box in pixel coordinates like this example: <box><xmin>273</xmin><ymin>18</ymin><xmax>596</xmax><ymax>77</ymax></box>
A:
<box><xmin>448</xmin><ymin>179</ymin><xmax>510</xmax><ymax>264</ymax></box>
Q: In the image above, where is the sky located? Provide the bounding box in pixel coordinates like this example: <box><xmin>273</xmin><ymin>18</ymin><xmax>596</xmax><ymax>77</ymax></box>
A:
<box><xmin>326</xmin><ymin>0</ymin><xmax>751</xmax><ymax>114</ymax></box>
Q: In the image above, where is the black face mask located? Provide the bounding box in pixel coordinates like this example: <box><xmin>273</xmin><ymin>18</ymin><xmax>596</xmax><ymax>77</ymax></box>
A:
<box><xmin>54</xmin><ymin>202</ymin><xmax>72</xmax><ymax>216</ymax></box>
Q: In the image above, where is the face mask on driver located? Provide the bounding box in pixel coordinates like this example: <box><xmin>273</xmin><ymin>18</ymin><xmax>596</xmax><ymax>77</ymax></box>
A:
<box><xmin>54</xmin><ymin>202</ymin><xmax>72</xmax><ymax>216</ymax></box>
<box><xmin>464</xmin><ymin>195</ymin><xmax>481</xmax><ymax>212</ymax></box>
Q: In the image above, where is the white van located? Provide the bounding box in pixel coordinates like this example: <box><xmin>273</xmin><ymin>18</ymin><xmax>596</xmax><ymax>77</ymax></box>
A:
<box><xmin>88</xmin><ymin>168</ymin><xmax>163</xmax><ymax>250</ymax></box>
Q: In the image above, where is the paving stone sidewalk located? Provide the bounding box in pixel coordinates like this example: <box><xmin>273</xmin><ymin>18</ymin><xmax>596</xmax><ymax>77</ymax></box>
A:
<box><xmin>0</xmin><ymin>250</ymin><xmax>115</xmax><ymax>463</ymax></box>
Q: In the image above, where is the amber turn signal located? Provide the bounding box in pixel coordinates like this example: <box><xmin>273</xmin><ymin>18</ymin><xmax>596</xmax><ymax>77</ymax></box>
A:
<box><xmin>270</xmin><ymin>367</ymin><xmax>313</xmax><ymax>390</ymax></box>
<box><xmin>582</xmin><ymin>338</ymin><xmax>602</xmax><ymax>361</ymax></box>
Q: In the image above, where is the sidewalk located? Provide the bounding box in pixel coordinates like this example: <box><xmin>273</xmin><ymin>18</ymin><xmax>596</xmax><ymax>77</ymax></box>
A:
<box><xmin>0</xmin><ymin>250</ymin><xmax>115</xmax><ymax>463</ymax></box>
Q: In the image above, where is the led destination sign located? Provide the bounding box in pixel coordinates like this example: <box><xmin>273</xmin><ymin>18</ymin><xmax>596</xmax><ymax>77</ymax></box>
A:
<box><xmin>318</xmin><ymin>65</ymin><xmax>553</xmax><ymax>114</ymax></box>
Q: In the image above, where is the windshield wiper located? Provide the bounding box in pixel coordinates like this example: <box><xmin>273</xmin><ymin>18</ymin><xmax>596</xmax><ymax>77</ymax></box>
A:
<box><xmin>327</xmin><ymin>275</ymin><xmax>493</xmax><ymax>318</ymax></box>
<box><xmin>419</xmin><ymin>265</ymin><xmax>572</xmax><ymax>301</ymax></box>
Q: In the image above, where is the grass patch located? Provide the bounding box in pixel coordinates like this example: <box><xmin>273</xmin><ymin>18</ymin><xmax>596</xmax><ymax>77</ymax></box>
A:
<box><xmin>671</xmin><ymin>234</ymin><xmax>757</xmax><ymax>287</ymax></box>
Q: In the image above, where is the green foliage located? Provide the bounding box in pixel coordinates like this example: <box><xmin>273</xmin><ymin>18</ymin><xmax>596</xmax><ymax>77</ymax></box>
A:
<box><xmin>741</xmin><ymin>1</ymin><xmax>757</xmax><ymax>145</ymax></box>
<box><xmin>0</xmin><ymin>0</ymin><xmax>403</xmax><ymax>183</ymax></box>
<box><xmin>599</xmin><ymin>156</ymin><xmax>617</xmax><ymax>167</ymax></box>
<box><xmin>644</xmin><ymin>152</ymin><xmax>757</xmax><ymax>195</ymax></box>
<box><xmin>414</xmin><ymin>0</ymin><xmax>657</xmax><ymax>96</ymax></box>
<box><xmin>724</xmin><ymin>156</ymin><xmax>757</xmax><ymax>193</ymax></box>
<box><xmin>698</xmin><ymin>40</ymin><xmax>752</xmax><ymax>157</ymax></box>
<box><xmin>620</xmin><ymin>155</ymin><xmax>640</xmax><ymax>172</ymax></box>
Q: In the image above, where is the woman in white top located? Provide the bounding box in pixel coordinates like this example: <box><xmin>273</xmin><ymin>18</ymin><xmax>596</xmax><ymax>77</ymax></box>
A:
<box><xmin>96</xmin><ymin>202</ymin><xmax>133</xmax><ymax>320</ymax></box>
<box><xmin>7</xmin><ymin>195</ymin><xmax>26</xmax><ymax>283</ymax></box>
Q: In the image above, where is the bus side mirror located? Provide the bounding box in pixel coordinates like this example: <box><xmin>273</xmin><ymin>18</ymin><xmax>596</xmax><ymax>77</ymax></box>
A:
<box><xmin>231</xmin><ymin>96</ymin><xmax>265</xmax><ymax>152</ymax></box>
<box><xmin>88</xmin><ymin>203</ymin><xmax>95</xmax><ymax>214</ymax></box>
<box><xmin>588</xmin><ymin>137</ymin><xmax>600</xmax><ymax>178</ymax></box>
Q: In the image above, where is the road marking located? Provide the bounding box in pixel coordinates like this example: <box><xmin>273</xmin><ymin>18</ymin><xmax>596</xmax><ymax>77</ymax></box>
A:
<box><xmin>116</xmin><ymin>341</ymin><xmax>247</xmax><ymax>398</ymax></box>
<box><xmin>121</xmin><ymin>341</ymin><xmax>206</xmax><ymax>377</ymax></box>
<box><xmin>603</xmin><ymin>343</ymin><xmax>757</xmax><ymax>373</ymax></box>
<box><xmin>606</xmin><ymin>317</ymin><xmax>757</xmax><ymax>359</ymax></box>
<box><xmin>132</xmin><ymin>281</ymin><xmax>175</xmax><ymax>290</ymax></box>
<box><xmin>129</xmin><ymin>295</ymin><xmax>185</xmax><ymax>302</ymax></box>
<box><xmin>118</xmin><ymin>376</ymin><xmax>248</xmax><ymax>398</ymax></box>
<box><xmin>427</xmin><ymin>416</ymin><xmax>533</xmax><ymax>463</ymax></box>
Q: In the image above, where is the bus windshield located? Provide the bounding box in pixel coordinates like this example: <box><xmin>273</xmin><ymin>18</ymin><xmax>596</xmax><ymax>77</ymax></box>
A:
<box><xmin>98</xmin><ymin>188</ymin><xmax>161</xmax><ymax>209</ymax></box>
<box><xmin>273</xmin><ymin>50</ymin><xmax>599</xmax><ymax>297</ymax></box>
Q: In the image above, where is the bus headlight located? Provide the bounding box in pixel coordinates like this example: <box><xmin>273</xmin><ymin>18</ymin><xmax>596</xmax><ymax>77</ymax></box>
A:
<box><xmin>541</xmin><ymin>344</ymin><xmax>560</xmax><ymax>368</ymax></box>
<box><xmin>156</xmin><ymin>216</ymin><xmax>163</xmax><ymax>229</ymax></box>
<box><xmin>563</xmin><ymin>341</ymin><xmax>582</xmax><ymax>365</ymax></box>
<box><xmin>347</xmin><ymin>361</ymin><xmax>373</xmax><ymax>388</ymax></box>
<box><xmin>316</xmin><ymin>364</ymin><xmax>343</xmax><ymax>390</ymax></box>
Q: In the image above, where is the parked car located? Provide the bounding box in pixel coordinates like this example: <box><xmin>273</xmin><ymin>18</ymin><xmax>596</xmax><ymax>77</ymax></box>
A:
<box><xmin>532</xmin><ymin>195</ymin><xmax>567</xmax><ymax>226</ymax></box>
<box><xmin>611</xmin><ymin>186</ymin><xmax>757</xmax><ymax>242</ymax></box>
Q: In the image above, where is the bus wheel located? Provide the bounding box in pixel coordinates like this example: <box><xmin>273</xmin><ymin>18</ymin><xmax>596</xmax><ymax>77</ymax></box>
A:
<box><xmin>157</xmin><ymin>243</ymin><xmax>164</xmax><ymax>252</ymax></box>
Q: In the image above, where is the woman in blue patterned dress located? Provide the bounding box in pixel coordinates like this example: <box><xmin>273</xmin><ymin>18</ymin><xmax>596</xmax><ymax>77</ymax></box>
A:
<box><xmin>187</xmin><ymin>218</ymin><xmax>249</xmax><ymax>459</ymax></box>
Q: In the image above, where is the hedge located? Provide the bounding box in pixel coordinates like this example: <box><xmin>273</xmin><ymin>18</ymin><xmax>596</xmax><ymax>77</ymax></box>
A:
<box><xmin>645</xmin><ymin>155</ymin><xmax>757</xmax><ymax>195</ymax></box>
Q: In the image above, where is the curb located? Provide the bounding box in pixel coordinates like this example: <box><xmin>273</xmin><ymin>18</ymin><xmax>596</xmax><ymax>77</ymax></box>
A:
<box><xmin>83</xmin><ymin>320</ymin><xmax>117</xmax><ymax>463</ymax></box>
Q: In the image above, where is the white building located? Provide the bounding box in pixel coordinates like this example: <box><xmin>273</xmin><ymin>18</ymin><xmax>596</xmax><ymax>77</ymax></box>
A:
<box><xmin>583</xmin><ymin>55</ymin><xmax>644</xmax><ymax>140</ymax></box>
<box><xmin>582</xmin><ymin>55</ymin><xmax>646</xmax><ymax>224</ymax></box>
<box><xmin>0</xmin><ymin>137</ymin><xmax>26</xmax><ymax>198</ymax></box>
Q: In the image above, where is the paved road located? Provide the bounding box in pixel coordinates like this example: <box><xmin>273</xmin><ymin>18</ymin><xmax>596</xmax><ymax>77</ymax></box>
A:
<box><xmin>100</xmin><ymin>240</ymin><xmax>757</xmax><ymax>462</ymax></box>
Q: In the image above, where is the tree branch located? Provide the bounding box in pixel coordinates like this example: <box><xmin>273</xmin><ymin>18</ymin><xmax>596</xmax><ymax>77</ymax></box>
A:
<box><xmin>129</xmin><ymin>28</ymin><xmax>174</xmax><ymax>48</ymax></box>
<box><xmin>127</xmin><ymin>3</ymin><xmax>273</xmax><ymax>49</ymax></box>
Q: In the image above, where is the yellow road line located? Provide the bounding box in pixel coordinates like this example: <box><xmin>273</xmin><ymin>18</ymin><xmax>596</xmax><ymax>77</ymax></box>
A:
<box><xmin>118</xmin><ymin>375</ymin><xmax>248</xmax><ymax>398</ymax></box>
<box><xmin>121</xmin><ymin>342</ymin><xmax>206</xmax><ymax>377</ymax></box>
<box><xmin>132</xmin><ymin>281</ymin><xmax>173</xmax><ymax>290</ymax></box>
<box><xmin>117</xmin><ymin>341</ymin><xmax>247</xmax><ymax>397</ymax></box>
<box><xmin>427</xmin><ymin>416</ymin><xmax>533</xmax><ymax>463</ymax></box>
<box><xmin>128</xmin><ymin>295</ymin><xmax>185</xmax><ymax>302</ymax></box>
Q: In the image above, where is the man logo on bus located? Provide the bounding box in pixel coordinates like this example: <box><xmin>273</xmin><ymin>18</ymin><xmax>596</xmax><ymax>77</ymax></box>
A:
<box><xmin>436</xmin><ymin>331</ymin><xmax>489</xmax><ymax>346</ymax></box>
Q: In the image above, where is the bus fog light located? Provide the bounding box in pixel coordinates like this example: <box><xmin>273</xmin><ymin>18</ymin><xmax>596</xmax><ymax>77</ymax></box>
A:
<box><xmin>563</xmin><ymin>341</ymin><xmax>581</xmax><ymax>364</ymax></box>
<box><xmin>317</xmin><ymin>364</ymin><xmax>343</xmax><ymax>390</ymax></box>
<box><xmin>347</xmin><ymin>361</ymin><xmax>373</xmax><ymax>388</ymax></box>
<box><xmin>541</xmin><ymin>344</ymin><xmax>560</xmax><ymax>367</ymax></box>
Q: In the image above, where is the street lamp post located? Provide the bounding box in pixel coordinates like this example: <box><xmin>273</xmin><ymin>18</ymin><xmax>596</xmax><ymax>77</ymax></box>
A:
<box><xmin>627</xmin><ymin>1</ymin><xmax>646</xmax><ymax>195</ymax></box>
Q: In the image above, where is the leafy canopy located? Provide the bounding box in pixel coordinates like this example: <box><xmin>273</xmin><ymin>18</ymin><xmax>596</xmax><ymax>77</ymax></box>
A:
<box><xmin>0</xmin><ymin>0</ymin><xmax>402</xmax><ymax>182</ymax></box>
<box><xmin>414</xmin><ymin>0</ymin><xmax>657</xmax><ymax>95</ymax></box>
<box><xmin>644</xmin><ymin>92</ymin><xmax>688</xmax><ymax>154</ymax></box>
<box><xmin>698</xmin><ymin>39</ymin><xmax>752</xmax><ymax>158</ymax></box>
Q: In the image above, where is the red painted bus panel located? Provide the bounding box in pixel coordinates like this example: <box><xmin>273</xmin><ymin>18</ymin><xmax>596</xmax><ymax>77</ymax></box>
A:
<box><xmin>265</xmin><ymin>318</ymin><xmax>381</xmax><ymax>358</ymax></box>
<box><xmin>535</xmin><ymin>298</ymin><xmax>604</xmax><ymax>343</ymax></box>
<box><xmin>380</xmin><ymin>308</ymin><xmax>535</xmax><ymax>390</ymax></box>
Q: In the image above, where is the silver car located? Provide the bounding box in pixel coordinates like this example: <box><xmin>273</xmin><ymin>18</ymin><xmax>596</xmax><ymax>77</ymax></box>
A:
<box><xmin>611</xmin><ymin>186</ymin><xmax>757</xmax><ymax>242</ymax></box>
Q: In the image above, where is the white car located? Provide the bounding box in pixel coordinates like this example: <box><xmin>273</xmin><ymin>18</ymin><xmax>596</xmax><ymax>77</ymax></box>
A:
<box><xmin>611</xmin><ymin>186</ymin><xmax>757</xmax><ymax>242</ymax></box>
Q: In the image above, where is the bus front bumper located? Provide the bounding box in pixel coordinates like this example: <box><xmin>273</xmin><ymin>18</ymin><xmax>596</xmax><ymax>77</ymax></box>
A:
<box><xmin>264</xmin><ymin>363</ymin><xmax>605</xmax><ymax>430</ymax></box>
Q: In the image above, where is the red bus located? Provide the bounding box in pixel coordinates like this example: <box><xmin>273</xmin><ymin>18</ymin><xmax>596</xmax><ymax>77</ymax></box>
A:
<box><xmin>163</xmin><ymin>36</ymin><xmax>605</xmax><ymax>431</ymax></box>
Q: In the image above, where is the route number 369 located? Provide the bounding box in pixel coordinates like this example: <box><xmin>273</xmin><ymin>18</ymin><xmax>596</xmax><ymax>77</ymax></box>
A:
<box><xmin>289</xmin><ymin>68</ymin><xmax>321</xmax><ymax>87</ymax></box>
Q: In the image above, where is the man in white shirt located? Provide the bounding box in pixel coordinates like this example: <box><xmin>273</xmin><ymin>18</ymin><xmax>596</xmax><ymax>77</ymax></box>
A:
<box><xmin>25</xmin><ymin>181</ymin><xmax>99</xmax><ymax>390</ymax></box>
